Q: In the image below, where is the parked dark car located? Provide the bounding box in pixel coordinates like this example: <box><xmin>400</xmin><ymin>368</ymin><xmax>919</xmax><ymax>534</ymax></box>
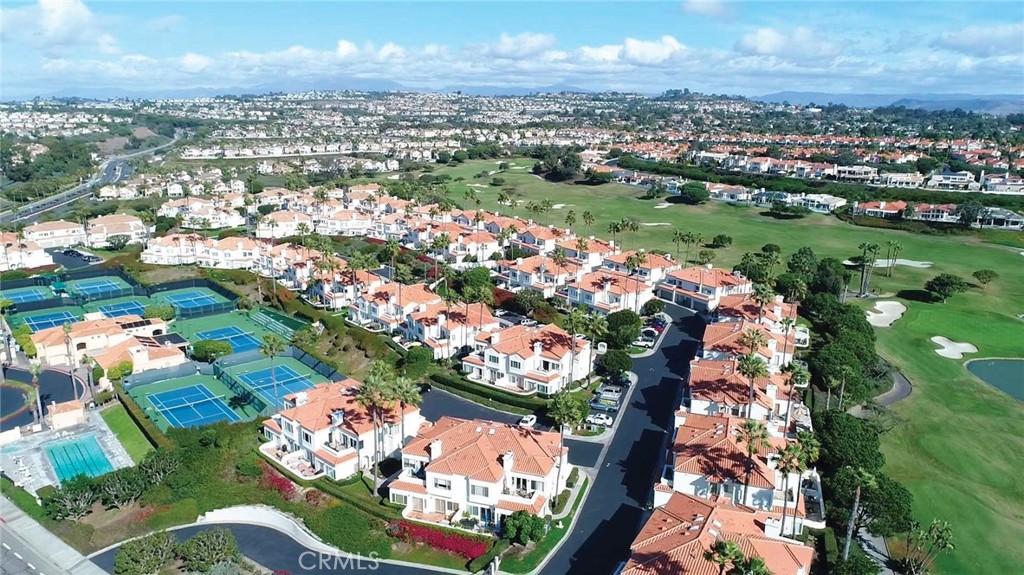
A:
<box><xmin>590</xmin><ymin>396</ymin><xmax>621</xmax><ymax>413</ymax></box>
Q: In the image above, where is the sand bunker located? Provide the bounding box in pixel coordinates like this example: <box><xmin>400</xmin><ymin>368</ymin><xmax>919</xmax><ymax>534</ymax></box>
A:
<box><xmin>653</xmin><ymin>203</ymin><xmax>673</xmax><ymax>209</ymax></box>
<box><xmin>843</xmin><ymin>259</ymin><xmax>932</xmax><ymax>268</ymax></box>
<box><xmin>551</xmin><ymin>204</ymin><xmax>571</xmax><ymax>209</ymax></box>
<box><xmin>642</xmin><ymin>223</ymin><xmax>671</xmax><ymax>227</ymax></box>
<box><xmin>930</xmin><ymin>336</ymin><xmax>978</xmax><ymax>359</ymax></box>
<box><xmin>466</xmin><ymin>183</ymin><xmax>488</xmax><ymax>188</ymax></box>
<box><xmin>865</xmin><ymin>301</ymin><xmax>906</xmax><ymax>327</ymax></box>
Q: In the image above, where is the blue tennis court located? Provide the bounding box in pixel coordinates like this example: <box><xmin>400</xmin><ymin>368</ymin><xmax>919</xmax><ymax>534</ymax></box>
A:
<box><xmin>196</xmin><ymin>325</ymin><xmax>261</xmax><ymax>352</ymax></box>
<box><xmin>98</xmin><ymin>300</ymin><xmax>147</xmax><ymax>318</ymax></box>
<box><xmin>0</xmin><ymin>287</ymin><xmax>50</xmax><ymax>303</ymax></box>
<box><xmin>69</xmin><ymin>278</ymin><xmax>124</xmax><ymax>296</ymax></box>
<box><xmin>238</xmin><ymin>365</ymin><xmax>315</xmax><ymax>404</ymax></box>
<box><xmin>22</xmin><ymin>311</ymin><xmax>78</xmax><ymax>332</ymax></box>
<box><xmin>147</xmin><ymin>384</ymin><xmax>240</xmax><ymax>428</ymax></box>
<box><xmin>164</xmin><ymin>291</ymin><xmax>221</xmax><ymax>309</ymax></box>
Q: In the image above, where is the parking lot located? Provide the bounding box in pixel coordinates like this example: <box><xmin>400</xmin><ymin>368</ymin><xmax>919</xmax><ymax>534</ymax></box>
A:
<box><xmin>46</xmin><ymin>248</ymin><xmax>102</xmax><ymax>270</ymax></box>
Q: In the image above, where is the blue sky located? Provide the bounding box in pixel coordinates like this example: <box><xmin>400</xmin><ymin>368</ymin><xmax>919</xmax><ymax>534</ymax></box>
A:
<box><xmin>2</xmin><ymin>1</ymin><xmax>1022</xmax><ymax>98</ymax></box>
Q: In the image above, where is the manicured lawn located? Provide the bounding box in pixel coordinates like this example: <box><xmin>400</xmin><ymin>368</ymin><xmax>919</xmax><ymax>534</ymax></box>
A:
<box><xmin>500</xmin><ymin>477</ymin><xmax>589</xmax><ymax>573</ymax></box>
<box><xmin>434</xmin><ymin>163</ymin><xmax>1024</xmax><ymax>574</ymax></box>
<box><xmin>100</xmin><ymin>404</ymin><xmax>153</xmax><ymax>463</ymax></box>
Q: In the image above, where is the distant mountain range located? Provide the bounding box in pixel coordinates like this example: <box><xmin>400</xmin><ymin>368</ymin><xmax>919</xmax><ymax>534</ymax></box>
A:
<box><xmin>755</xmin><ymin>91</ymin><xmax>1024</xmax><ymax>114</ymax></box>
<box><xmin>29</xmin><ymin>80</ymin><xmax>593</xmax><ymax>101</ymax></box>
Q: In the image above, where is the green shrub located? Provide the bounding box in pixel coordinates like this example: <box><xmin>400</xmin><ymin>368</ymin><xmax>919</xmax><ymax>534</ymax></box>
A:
<box><xmin>401</xmin><ymin>346</ymin><xmax>434</xmax><ymax>378</ymax></box>
<box><xmin>235</xmin><ymin>451</ymin><xmax>262</xmax><ymax>479</ymax></box>
<box><xmin>143</xmin><ymin>304</ymin><xmax>175</xmax><ymax>321</ymax></box>
<box><xmin>114</xmin><ymin>531</ymin><xmax>177</xmax><ymax>575</ymax></box>
<box><xmin>176</xmin><ymin>528</ymin><xmax>241</xmax><ymax>572</ymax></box>
<box><xmin>304</xmin><ymin>504</ymin><xmax>392</xmax><ymax>558</ymax></box>
<box><xmin>566</xmin><ymin>467</ymin><xmax>580</xmax><ymax>488</ymax></box>
<box><xmin>468</xmin><ymin>539</ymin><xmax>510</xmax><ymax>573</ymax></box>
<box><xmin>595</xmin><ymin>349</ymin><xmax>633</xmax><ymax>376</ymax></box>
<box><xmin>192</xmin><ymin>340</ymin><xmax>233</xmax><ymax>362</ymax></box>
<box><xmin>504</xmin><ymin>511</ymin><xmax>545</xmax><ymax>545</ymax></box>
<box><xmin>92</xmin><ymin>365</ymin><xmax>105</xmax><ymax>384</ymax></box>
<box><xmin>430</xmin><ymin>373</ymin><xmax>548</xmax><ymax>412</ymax></box>
<box><xmin>640</xmin><ymin>299</ymin><xmax>665</xmax><ymax>316</ymax></box>
<box><xmin>11</xmin><ymin>324</ymin><xmax>36</xmax><ymax>357</ymax></box>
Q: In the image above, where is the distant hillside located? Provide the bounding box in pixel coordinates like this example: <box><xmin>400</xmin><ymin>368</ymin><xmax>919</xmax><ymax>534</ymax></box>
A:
<box><xmin>756</xmin><ymin>91</ymin><xmax>1024</xmax><ymax>114</ymax></box>
<box><xmin>436</xmin><ymin>84</ymin><xmax>593</xmax><ymax>96</ymax></box>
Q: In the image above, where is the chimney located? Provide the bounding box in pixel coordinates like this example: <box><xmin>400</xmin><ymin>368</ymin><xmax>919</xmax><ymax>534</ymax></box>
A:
<box><xmin>330</xmin><ymin>409</ymin><xmax>345</xmax><ymax>426</ymax></box>
<box><xmin>438</xmin><ymin>313</ymin><xmax>446</xmax><ymax>327</ymax></box>
<box><xmin>294</xmin><ymin>391</ymin><xmax>309</xmax><ymax>406</ymax></box>
<box><xmin>490</xmin><ymin>331</ymin><xmax>501</xmax><ymax>344</ymax></box>
<box><xmin>502</xmin><ymin>451</ymin><xmax>515</xmax><ymax>489</ymax></box>
<box><xmin>533</xmin><ymin>341</ymin><xmax>543</xmax><ymax>355</ymax></box>
<box><xmin>705</xmin><ymin>263</ymin><xmax>713</xmax><ymax>269</ymax></box>
<box><xmin>429</xmin><ymin>439</ymin><xmax>442</xmax><ymax>461</ymax></box>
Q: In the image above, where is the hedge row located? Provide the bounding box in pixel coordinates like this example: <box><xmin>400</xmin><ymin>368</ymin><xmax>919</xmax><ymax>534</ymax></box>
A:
<box><xmin>430</xmin><ymin>373</ymin><xmax>548</xmax><ymax>412</ymax></box>
<box><xmin>312</xmin><ymin>477</ymin><xmax>402</xmax><ymax>523</ymax></box>
<box><xmin>113</xmin><ymin>382</ymin><xmax>173</xmax><ymax>450</ymax></box>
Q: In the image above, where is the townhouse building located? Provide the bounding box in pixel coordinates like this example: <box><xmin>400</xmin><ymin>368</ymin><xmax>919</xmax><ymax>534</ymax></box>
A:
<box><xmin>314</xmin><ymin>210</ymin><xmax>373</xmax><ymax>237</ymax></box>
<box><xmin>257</xmin><ymin>210</ymin><xmax>314</xmax><ymax>239</ymax></box>
<box><xmin>602</xmin><ymin>250</ymin><xmax>681</xmax><ymax>284</ymax></box>
<box><xmin>621</xmin><ymin>492</ymin><xmax>813</xmax><ymax>575</ymax></box>
<box><xmin>852</xmin><ymin>201</ymin><xmax>908</xmax><ymax>219</ymax></box>
<box><xmin>496</xmin><ymin>255</ymin><xmax>581</xmax><ymax>298</ymax></box>
<box><xmin>559</xmin><ymin>269</ymin><xmax>654</xmax><ymax>315</ymax></box>
<box><xmin>659</xmin><ymin>412</ymin><xmax>824</xmax><ymax>537</ymax></box>
<box><xmin>86</xmin><ymin>214</ymin><xmax>149</xmax><ymax>248</ymax></box>
<box><xmin>22</xmin><ymin>220</ymin><xmax>87</xmax><ymax>248</ymax></box>
<box><xmin>141</xmin><ymin>234</ymin><xmax>260</xmax><ymax>269</ymax></box>
<box><xmin>0</xmin><ymin>232</ymin><xmax>54</xmax><ymax>272</ymax></box>
<box><xmin>258</xmin><ymin>243</ymin><xmax>322</xmax><ymax>290</ymax></box>
<box><xmin>683</xmin><ymin>358</ymin><xmax>794</xmax><ymax>422</ymax></box>
<box><xmin>555</xmin><ymin>236</ymin><xmax>618</xmax><ymax>271</ymax></box>
<box><xmin>926</xmin><ymin>169</ymin><xmax>979</xmax><ymax>190</ymax></box>
<box><xmin>349</xmin><ymin>283</ymin><xmax>442</xmax><ymax>332</ymax></box>
<box><xmin>514</xmin><ymin>225</ymin><xmax>574</xmax><ymax>256</ymax></box>
<box><xmin>388</xmin><ymin>417</ymin><xmax>569</xmax><ymax>526</ymax></box>
<box><xmin>699</xmin><ymin>321</ymin><xmax>795</xmax><ymax>372</ymax></box>
<box><xmin>262</xmin><ymin>379</ymin><xmax>424</xmax><ymax>480</ymax></box>
<box><xmin>407</xmin><ymin>300</ymin><xmax>499</xmax><ymax>359</ymax></box>
<box><xmin>462</xmin><ymin>323</ymin><xmax>592</xmax><ymax>395</ymax></box>
<box><xmin>878</xmin><ymin>171</ymin><xmax>925</xmax><ymax>189</ymax></box>
<box><xmin>306</xmin><ymin>258</ymin><xmax>388</xmax><ymax>310</ymax></box>
<box><xmin>657</xmin><ymin>265</ymin><xmax>754</xmax><ymax>312</ymax></box>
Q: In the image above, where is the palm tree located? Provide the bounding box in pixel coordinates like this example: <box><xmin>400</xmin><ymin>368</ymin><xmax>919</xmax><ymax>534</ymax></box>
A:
<box><xmin>737</xmin><ymin>328</ymin><xmax>768</xmax><ymax>359</ymax></box>
<box><xmin>726</xmin><ymin>555</ymin><xmax>772</xmax><ymax>575</ymax></box>
<box><xmin>824</xmin><ymin>376</ymin><xmax>839</xmax><ymax>410</ymax></box>
<box><xmin>574</xmin><ymin>237</ymin><xmax>590</xmax><ymax>262</ymax></box>
<box><xmin>606</xmin><ymin>220</ymin><xmax>623</xmax><ymax>244</ymax></box>
<box><xmin>622</xmin><ymin>218</ymin><xmax>640</xmax><ymax>249</ymax></box>
<box><xmin>760</xmin><ymin>251</ymin><xmax>782</xmax><ymax>280</ymax></box>
<box><xmin>389</xmin><ymin>375</ymin><xmax>421</xmax><ymax>447</ymax></box>
<box><xmin>497</xmin><ymin>227</ymin><xmax>515</xmax><ymax>260</ymax></box>
<box><xmin>672</xmin><ymin>229</ymin><xmax>687</xmax><ymax>260</ymax></box>
<box><xmin>624</xmin><ymin>250</ymin><xmax>648</xmax><ymax>313</ymax></box>
<box><xmin>382</xmin><ymin>238</ymin><xmax>401</xmax><ymax>283</ymax></box>
<box><xmin>62</xmin><ymin>323</ymin><xmax>77</xmax><ymax>396</ymax></box>
<box><xmin>464</xmin><ymin>284</ymin><xmax>494</xmax><ymax>351</ymax></box>
<box><xmin>680</xmin><ymin>231</ymin><xmax>698</xmax><ymax>264</ymax></box>
<box><xmin>81</xmin><ymin>354</ymin><xmax>95</xmax><ymax>402</ymax></box>
<box><xmin>296</xmin><ymin>222</ymin><xmax>311</xmax><ymax>258</ymax></box>
<box><xmin>863</xmin><ymin>243</ymin><xmax>880</xmax><ymax>294</ymax></box>
<box><xmin>751</xmin><ymin>284</ymin><xmax>775</xmax><ymax>322</ymax></box>
<box><xmin>438</xmin><ymin>283</ymin><xmax>460</xmax><ymax>360</ymax></box>
<box><xmin>564</xmin><ymin>209</ymin><xmax>577</xmax><ymax>232</ymax></box>
<box><xmin>583</xmin><ymin>312</ymin><xmax>608</xmax><ymax>372</ymax></box>
<box><xmin>355</xmin><ymin>363</ymin><xmax>394</xmax><ymax>494</ymax></box>
<box><xmin>704</xmin><ymin>540</ymin><xmax>743</xmax><ymax>575</ymax></box>
<box><xmin>736</xmin><ymin>420</ymin><xmax>771</xmax><ymax>503</ymax></box>
<box><xmin>346</xmin><ymin>251</ymin><xmax>376</xmax><ymax>301</ymax></box>
<box><xmin>581</xmin><ymin>210</ymin><xmax>595</xmax><ymax>234</ymax></box>
<box><xmin>836</xmin><ymin>365</ymin><xmax>854</xmax><ymax>410</ymax></box>
<box><xmin>776</xmin><ymin>442</ymin><xmax>805</xmax><ymax>536</ymax></box>
<box><xmin>30</xmin><ymin>361</ymin><xmax>44</xmax><ymax>424</ymax></box>
<box><xmin>782</xmin><ymin>278</ymin><xmax>808</xmax><ymax>302</ymax></box>
<box><xmin>548</xmin><ymin>390</ymin><xmax>588</xmax><ymax>493</ymax></box>
<box><xmin>903</xmin><ymin>519</ymin><xmax>955</xmax><ymax>575</ymax></box>
<box><xmin>842</xmin><ymin>468</ymin><xmax>877</xmax><ymax>560</ymax></box>
<box><xmin>738</xmin><ymin>353</ymin><xmax>769</xmax><ymax>417</ymax></box>
<box><xmin>887</xmin><ymin>240</ymin><xmax>903</xmax><ymax>277</ymax></box>
<box><xmin>259</xmin><ymin>334</ymin><xmax>286</xmax><ymax>409</ymax></box>
<box><xmin>856</xmin><ymin>242</ymin><xmax>876</xmax><ymax>295</ymax></box>
<box><xmin>783</xmin><ymin>362</ymin><xmax>809</xmax><ymax>433</ymax></box>
<box><xmin>563</xmin><ymin>307</ymin><xmax>589</xmax><ymax>374</ymax></box>
<box><xmin>551</xmin><ymin>246</ymin><xmax>570</xmax><ymax>279</ymax></box>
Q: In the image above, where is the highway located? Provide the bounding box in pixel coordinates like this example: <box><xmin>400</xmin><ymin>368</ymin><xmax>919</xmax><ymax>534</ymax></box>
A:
<box><xmin>1</xmin><ymin>522</ymin><xmax>61</xmax><ymax>575</ymax></box>
<box><xmin>0</xmin><ymin>132</ymin><xmax>182</xmax><ymax>225</ymax></box>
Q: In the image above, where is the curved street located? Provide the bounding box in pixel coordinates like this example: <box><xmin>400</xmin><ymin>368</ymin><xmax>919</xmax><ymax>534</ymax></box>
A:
<box><xmin>90</xmin><ymin>305</ymin><xmax>704</xmax><ymax>575</ymax></box>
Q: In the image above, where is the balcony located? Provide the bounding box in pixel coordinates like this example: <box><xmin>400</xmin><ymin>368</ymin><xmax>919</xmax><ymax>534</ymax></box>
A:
<box><xmin>502</xmin><ymin>486</ymin><xmax>536</xmax><ymax>499</ymax></box>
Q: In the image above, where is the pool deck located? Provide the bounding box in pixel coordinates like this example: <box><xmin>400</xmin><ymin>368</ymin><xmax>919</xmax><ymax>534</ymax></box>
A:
<box><xmin>0</xmin><ymin>411</ymin><xmax>134</xmax><ymax>495</ymax></box>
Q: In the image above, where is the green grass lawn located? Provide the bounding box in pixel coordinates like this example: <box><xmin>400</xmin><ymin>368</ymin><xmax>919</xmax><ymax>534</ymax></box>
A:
<box><xmin>434</xmin><ymin>160</ymin><xmax>1024</xmax><ymax>574</ymax></box>
<box><xmin>100</xmin><ymin>404</ymin><xmax>153</xmax><ymax>462</ymax></box>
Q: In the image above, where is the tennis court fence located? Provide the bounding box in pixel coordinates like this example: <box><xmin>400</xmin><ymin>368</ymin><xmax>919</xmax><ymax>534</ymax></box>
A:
<box><xmin>123</xmin><ymin>361</ymin><xmax>213</xmax><ymax>392</ymax></box>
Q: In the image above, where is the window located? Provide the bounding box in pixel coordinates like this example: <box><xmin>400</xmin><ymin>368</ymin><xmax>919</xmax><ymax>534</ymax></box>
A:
<box><xmin>302</xmin><ymin>431</ymin><xmax>312</xmax><ymax>444</ymax></box>
<box><xmin>283</xmin><ymin>422</ymin><xmax>293</xmax><ymax>433</ymax></box>
<box><xmin>488</xmin><ymin>355</ymin><xmax>499</xmax><ymax>364</ymax></box>
<box><xmin>434</xmin><ymin>478</ymin><xmax>451</xmax><ymax>490</ymax></box>
<box><xmin>471</xmin><ymin>485</ymin><xmax>489</xmax><ymax>497</ymax></box>
<box><xmin>510</xmin><ymin>360</ymin><xmax>521</xmax><ymax>370</ymax></box>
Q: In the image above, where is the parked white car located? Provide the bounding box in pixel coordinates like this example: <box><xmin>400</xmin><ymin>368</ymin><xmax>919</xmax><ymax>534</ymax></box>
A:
<box><xmin>518</xmin><ymin>414</ymin><xmax>537</xmax><ymax>428</ymax></box>
<box><xmin>586</xmin><ymin>413</ymin><xmax>614</xmax><ymax>427</ymax></box>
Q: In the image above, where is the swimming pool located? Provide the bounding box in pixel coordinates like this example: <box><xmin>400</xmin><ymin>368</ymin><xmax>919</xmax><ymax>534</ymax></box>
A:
<box><xmin>44</xmin><ymin>434</ymin><xmax>114</xmax><ymax>482</ymax></box>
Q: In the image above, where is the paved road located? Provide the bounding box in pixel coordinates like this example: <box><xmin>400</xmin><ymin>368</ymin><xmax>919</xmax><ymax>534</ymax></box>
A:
<box><xmin>0</xmin><ymin>523</ymin><xmax>60</xmax><ymax>575</ymax></box>
<box><xmin>0</xmin><ymin>134</ymin><xmax>179</xmax><ymax>225</ymax></box>
<box><xmin>87</xmin><ymin>305</ymin><xmax>704</xmax><ymax>575</ymax></box>
<box><xmin>848</xmin><ymin>370</ymin><xmax>913</xmax><ymax>419</ymax></box>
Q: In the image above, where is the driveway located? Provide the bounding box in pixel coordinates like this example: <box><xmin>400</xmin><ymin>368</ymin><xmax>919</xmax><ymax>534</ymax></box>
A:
<box><xmin>539</xmin><ymin>304</ymin><xmax>703</xmax><ymax>575</ymax></box>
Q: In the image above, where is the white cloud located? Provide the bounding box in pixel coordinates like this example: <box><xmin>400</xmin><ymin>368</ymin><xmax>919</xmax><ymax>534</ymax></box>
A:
<box><xmin>623</xmin><ymin>36</ymin><xmax>684</xmax><ymax>64</ymax></box>
<box><xmin>377</xmin><ymin>42</ymin><xmax>405</xmax><ymax>60</ymax></box>
<box><xmin>580</xmin><ymin>44</ymin><xmax>622</xmax><ymax>63</ymax></box>
<box><xmin>146</xmin><ymin>15</ymin><xmax>180</xmax><ymax>33</ymax></box>
<box><xmin>481</xmin><ymin>32</ymin><xmax>558</xmax><ymax>59</ymax></box>
<box><xmin>0</xmin><ymin>0</ymin><xmax>118</xmax><ymax>54</ymax></box>
<box><xmin>934</xmin><ymin>23</ymin><xmax>1024</xmax><ymax>57</ymax></box>
<box><xmin>336</xmin><ymin>40</ymin><xmax>359</xmax><ymax>60</ymax></box>
<box><xmin>682</xmin><ymin>0</ymin><xmax>729</xmax><ymax>18</ymax></box>
<box><xmin>735</xmin><ymin>26</ymin><xmax>840</xmax><ymax>62</ymax></box>
<box><xmin>180</xmin><ymin>53</ymin><xmax>213</xmax><ymax>74</ymax></box>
